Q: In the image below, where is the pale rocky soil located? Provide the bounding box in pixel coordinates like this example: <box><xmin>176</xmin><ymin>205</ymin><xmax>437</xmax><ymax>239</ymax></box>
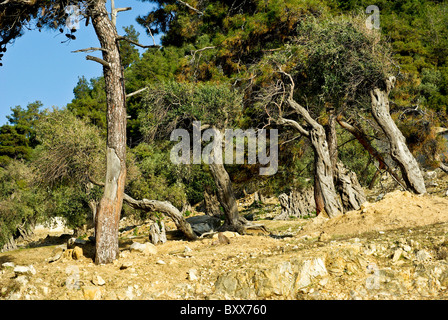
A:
<box><xmin>1</xmin><ymin>170</ymin><xmax>448</xmax><ymax>300</ymax></box>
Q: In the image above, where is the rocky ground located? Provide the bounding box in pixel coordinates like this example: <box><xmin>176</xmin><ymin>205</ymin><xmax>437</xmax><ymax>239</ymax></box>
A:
<box><xmin>1</xmin><ymin>169</ymin><xmax>448</xmax><ymax>300</ymax></box>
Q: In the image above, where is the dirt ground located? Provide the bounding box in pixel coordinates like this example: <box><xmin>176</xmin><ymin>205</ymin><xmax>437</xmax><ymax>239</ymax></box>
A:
<box><xmin>1</xmin><ymin>170</ymin><xmax>448</xmax><ymax>300</ymax></box>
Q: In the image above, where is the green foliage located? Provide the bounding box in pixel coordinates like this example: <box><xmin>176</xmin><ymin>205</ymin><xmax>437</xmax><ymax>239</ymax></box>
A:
<box><xmin>253</xmin><ymin>13</ymin><xmax>393</xmax><ymax>113</ymax></box>
<box><xmin>44</xmin><ymin>184</ymin><xmax>92</xmax><ymax>230</ymax></box>
<box><xmin>119</xmin><ymin>25</ymin><xmax>140</xmax><ymax>69</ymax></box>
<box><xmin>139</xmin><ymin>0</ymin><xmax>330</xmax><ymax>81</ymax></box>
<box><xmin>67</xmin><ymin>76</ymin><xmax>107</xmax><ymax>133</ymax></box>
<box><xmin>30</xmin><ymin>108</ymin><xmax>105</xmax><ymax>230</ymax></box>
<box><xmin>127</xmin><ymin>142</ymin><xmax>187</xmax><ymax>208</ymax></box>
<box><xmin>138</xmin><ymin>80</ymin><xmax>243</xmax><ymax>141</ymax></box>
<box><xmin>34</xmin><ymin>108</ymin><xmax>105</xmax><ymax>185</ymax></box>
<box><xmin>296</xmin><ymin>14</ymin><xmax>392</xmax><ymax>107</ymax></box>
<box><xmin>327</xmin><ymin>0</ymin><xmax>448</xmax><ymax>117</ymax></box>
<box><xmin>0</xmin><ymin>101</ymin><xmax>43</xmax><ymax>166</ymax></box>
<box><xmin>0</xmin><ymin>160</ymin><xmax>47</xmax><ymax>248</ymax></box>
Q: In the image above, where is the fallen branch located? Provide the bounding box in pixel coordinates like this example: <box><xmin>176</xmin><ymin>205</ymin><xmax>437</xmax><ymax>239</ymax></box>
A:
<box><xmin>88</xmin><ymin>176</ymin><xmax>196</xmax><ymax>240</ymax></box>
<box><xmin>123</xmin><ymin>194</ymin><xmax>197</xmax><ymax>241</ymax></box>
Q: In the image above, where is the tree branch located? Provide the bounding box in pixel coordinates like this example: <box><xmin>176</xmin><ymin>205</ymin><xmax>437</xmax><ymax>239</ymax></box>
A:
<box><xmin>117</xmin><ymin>36</ymin><xmax>160</xmax><ymax>49</ymax></box>
<box><xmin>336</xmin><ymin>115</ymin><xmax>406</xmax><ymax>190</ymax></box>
<box><xmin>88</xmin><ymin>176</ymin><xmax>197</xmax><ymax>240</ymax></box>
<box><xmin>89</xmin><ymin>176</ymin><xmax>105</xmax><ymax>187</ymax></box>
<box><xmin>277</xmin><ymin>117</ymin><xmax>309</xmax><ymax>137</ymax></box>
<box><xmin>176</xmin><ymin>0</ymin><xmax>203</xmax><ymax>15</ymax></box>
<box><xmin>146</xmin><ymin>25</ymin><xmax>157</xmax><ymax>46</ymax></box>
<box><xmin>116</xmin><ymin>7</ymin><xmax>131</xmax><ymax>13</ymax></box>
<box><xmin>126</xmin><ymin>87</ymin><xmax>148</xmax><ymax>98</ymax></box>
<box><xmin>86</xmin><ymin>55</ymin><xmax>111</xmax><ymax>68</ymax></box>
<box><xmin>0</xmin><ymin>0</ymin><xmax>36</xmax><ymax>5</ymax></box>
<box><xmin>72</xmin><ymin>47</ymin><xmax>109</xmax><ymax>53</ymax></box>
<box><xmin>122</xmin><ymin>194</ymin><xmax>198</xmax><ymax>240</ymax></box>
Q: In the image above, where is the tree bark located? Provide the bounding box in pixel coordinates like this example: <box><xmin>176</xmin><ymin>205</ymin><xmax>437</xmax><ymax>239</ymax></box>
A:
<box><xmin>207</xmin><ymin>129</ymin><xmax>246</xmax><ymax>233</ymax></box>
<box><xmin>286</xmin><ymin>99</ymin><xmax>343</xmax><ymax>218</ymax></box>
<box><xmin>336</xmin><ymin>115</ymin><xmax>405</xmax><ymax>189</ymax></box>
<box><xmin>275</xmin><ymin>188</ymin><xmax>315</xmax><ymax>220</ymax></box>
<box><xmin>1</xmin><ymin>235</ymin><xmax>17</xmax><ymax>253</ymax></box>
<box><xmin>335</xmin><ymin>161</ymin><xmax>366</xmax><ymax>211</ymax></box>
<box><xmin>203</xmin><ymin>189</ymin><xmax>222</xmax><ymax>217</ymax></box>
<box><xmin>89</xmin><ymin>0</ymin><xmax>127</xmax><ymax>264</ymax></box>
<box><xmin>209</xmin><ymin>162</ymin><xmax>246</xmax><ymax>233</ymax></box>
<box><xmin>326</xmin><ymin>113</ymin><xmax>366</xmax><ymax>211</ymax></box>
<box><xmin>370</xmin><ymin>77</ymin><xmax>426</xmax><ymax>195</ymax></box>
<box><xmin>325</xmin><ymin>111</ymin><xmax>338</xmax><ymax>173</ymax></box>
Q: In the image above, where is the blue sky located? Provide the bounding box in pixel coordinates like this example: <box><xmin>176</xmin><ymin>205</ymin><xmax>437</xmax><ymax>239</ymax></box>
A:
<box><xmin>0</xmin><ymin>0</ymin><xmax>161</xmax><ymax>126</ymax></box>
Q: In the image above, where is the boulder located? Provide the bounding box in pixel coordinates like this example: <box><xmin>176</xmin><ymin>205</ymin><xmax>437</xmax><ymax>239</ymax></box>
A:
<box><xmin>92</xmin><ymin>275</ymin><xmax>106</xmax><ymax>286</ymax></box>
<box><xmin>416</xmin><ymin>249</ymin><xmax>432</xmax><ymax>262</ymax></box>
<box><xmin>72</xmin><ymin>246</ymin><xmax>83</xmax><ymax>260</ymax></box>
<box><xmin>67</xmin><ymin>237</ymin><xmax>87</xmax><ymax>249</ymax></box>
<box><xmin>186</xmin><ymin>215</ymin><xmax>222</xmax><ymax>235</ymax></box>
<box><xmin>188</xmin><ymin>269</ymin><xmax>198</xmax><ymax>281</ymax></box>
<box><xmin>48</xmin><ymin>244</ymin><xmax>66</xmax><ymax>263</ymax></box>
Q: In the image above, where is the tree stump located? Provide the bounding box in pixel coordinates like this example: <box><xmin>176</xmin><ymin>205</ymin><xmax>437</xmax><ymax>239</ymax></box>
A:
<box><xmin>148</xmin><ymin>221</ymin><xmax>167</xmax><ymax>245</ymax></box>
<box><xmin>275</xmin><ymin>189</ymin><xmax>315</xmax><ymax>220</ymax></box>
<box><xmin>1</xmin><ymin>235</ymin><xmax>17</xmax><ymax>253</ymax></box>
<box><xmin>335</xmin><ymin>161</ymin><xmax>366</xmax><ymax>211</ymax></box>
<box><xmin>203</xmin><ymin>190</ymin><xmax>222</xmax><ymax>217</ymax></box>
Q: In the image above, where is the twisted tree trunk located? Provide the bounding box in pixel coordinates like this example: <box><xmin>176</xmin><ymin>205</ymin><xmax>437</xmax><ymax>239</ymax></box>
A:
<box><xmin>326</xmin><ymin>112</ymin><xmax>366</xmax><ymax>211</ymax></box>
<box><xmin>1</xmin><ymin>235</ymin><xmax>17</xmax><ymax>253</ymax></box>
<box><xmin>123</xmin><ymin>194</ymin><xmax>197</xmax><ymax>240</ymax></box>
<box><xmin>285</xmin><ymin>99</ymin><xmax>343</xmax><ymax>218</ymax></box>
<box><xmin>207</xmin><ymin>128</ymin><xmax>246</xmax><ymax>233</ymax></box>
<box><xmin>370</xmin><ymin>77</ymin><xmax>426</xmax><ymax>195</ymax></box>
<box><xmin>275</xmin><ymin>188</ymin><xmax>315</xmax><ymax>220</ymax></box>
<box><xmin>209</xmin><ymin>161</ymin><xmax>246</xmax><ymax>233</ymax></box>
<box><xmin>335</xmin><ymin>161</ymin><xmax>366</xmax><ymax>211</ymax></box>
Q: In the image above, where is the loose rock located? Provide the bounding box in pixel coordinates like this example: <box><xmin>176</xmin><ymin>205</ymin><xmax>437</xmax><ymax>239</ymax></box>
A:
<box><xmin>82</xmin><ymin>286</ymin><xmax>102</xmax><ymax>300</ymax></box>
<box><xmin>92</xmin><ymin>275</ymin><xmax>106</xmax><ymax>286</ymax></box>
<box><xmin>72</xmin><ymin>246</ymin><xmax>83</xmax><ymax>260</ymax></box>
<box><xmin>14</xmin><ymin>265</ymin><xmax>36</xmax><ymax>276</ymax></box>
<box><xmin>188</xmin><ymin>269</ymin><xmax>198</xmax><ymax>281</ymax></box>
<box><xmin>416</xmin><ymin>250</ymin><xmax>432</xmax><ymax>261</ymax></box>
<box><xmin>129</xmin><ymin>242</ymin><xmax>157</xmax><ymax>255</ymax></box>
